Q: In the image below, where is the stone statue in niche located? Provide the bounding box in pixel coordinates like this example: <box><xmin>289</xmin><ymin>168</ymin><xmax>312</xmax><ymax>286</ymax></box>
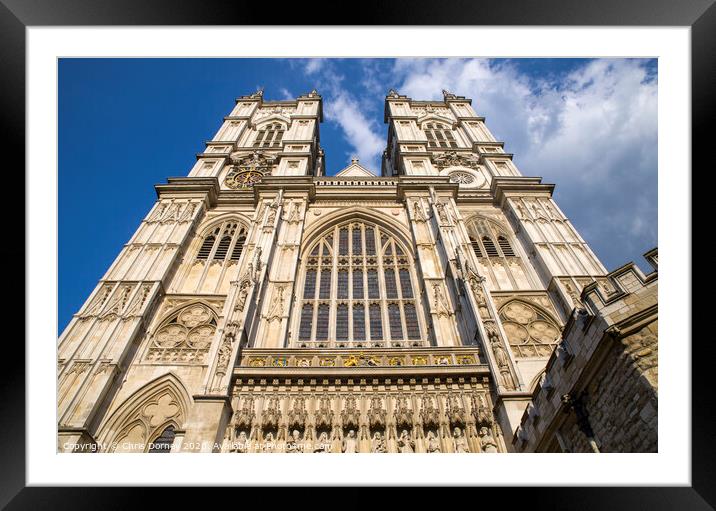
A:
<box><xmin>452</xmin><ymin>426</ymin><xmax>470</xmax><ymax>453</ymax></box>
<box><xmin>215</xmin><ymin>334</ymin><xmax>233</xmax><ymax>373</ymax></box>
<box><xmin>371</xmin><ymin>431</ymin><xmax>387</xmax><ymax>453</ymax></box>
<box><xmin>232</xmin><ymin>431</ymin><xmax>248</xmax><ymax>453</ymax></box>
<box><xmin>314</xmin><ymin>431</ymin><xmax>330</xmax><ymax>453</ymax></box>
<box><xmin>473</xmin><ymin>394</ymin><xmax>492</xmax><ymax>427</ymax></box>
<box><xmin>262</xmin><ymin>431</ymin><xmax>276</xmax><ymax>453</ymax></box>
<box><xmin>563</xmin><ymin>280</ymin><xmax>583</xmax><ymax>307</ymax></box>
<box><xmin>470</xmin><ymin>276</ymin><xmax>491</xmax><ymax>319</ymax></box>
<box><xmin>286</xmin><ymin>429</ymin><xmax>303</xmax><ymax>453</ymax></box>
<box><xmin>397</xmin><ymin>429</ymin><xmax>415</xmax><ymax>453</ymax></box>
<box><xmin>235</xmin><ymin>280</ymin><xmax>251</xmax><ymax>313</ymax></box>
<box><xmin>342</xmin><ymin>429</ymin><xmax>358</xmax><ymax>453</ymax></box>
<box><xmin>479</xmin><ymin>427</ymin><xmax>498</xmax><ymax>453</ymax></box>
<box><xmin>426</xmin><ymin>431</ymin><xmax>441</xmax><ymax>453</ymax></box>
<box><xmin>284</xmin><ymin>201</ymin><xmax>301</xmax><ymax>223</ymax></box>
<box><xmin>435</xmin><ymin>201</ymin><xmax>450</xmax><ymax>224</ymax></box>
<box><xmin>412</xmin><ymin>200</ymin><xmax>427</xmax><ymax>222</ymax></box>
<box><xmin>515</xmin><ymin>201</ymin><xmax>528</xmax><ymax>219</ymax></box>
<box><xmin>433</xmin><ymin>283</ymin><xmax>452</xmax><ymax>317</ymax></box>
<box><xmin>266</xmin><ymin>285</ymin><xmax>285</xmax><ymax>322</ymax></box>
<box><xmin>486</xmin><ymin>322</ymin><xmax>516</xmax><ymax>389</ymax></box>
<box><xmin>265</xmin><ymin>196</ymin><xmax>280</xmax><ymax>226</ymax></box>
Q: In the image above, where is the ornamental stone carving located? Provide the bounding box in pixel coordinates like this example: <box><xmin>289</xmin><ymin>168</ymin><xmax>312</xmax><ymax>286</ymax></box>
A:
<box><xmin>145</xmin><ymin>303</ymin><xmax>217</xmax><ymax>364</ymax></box>
<box><xmin>224</xmin><ymin>151</ymin><xmax>276</xmax><ymax>189</ymax></box>
<box><xmin>499</xmin><ymin>300</ymin><xmax>561</xmax><ymax>358</ymax></box>
<box><xmin>341</xmin><ymin>394</ymin><xmax>361</xmax><ymax>429</ymax></box>
<box><xmin>432</xmin><ymin>151</ymin><xmax>481</xmax><ymax>170</ymax></box>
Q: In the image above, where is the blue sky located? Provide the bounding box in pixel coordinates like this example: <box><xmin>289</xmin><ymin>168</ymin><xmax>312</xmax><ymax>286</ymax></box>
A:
<box><xmin>58</xmin><ymin>58</ymin><xmax>657</xmax><ymax>334</ymax></box>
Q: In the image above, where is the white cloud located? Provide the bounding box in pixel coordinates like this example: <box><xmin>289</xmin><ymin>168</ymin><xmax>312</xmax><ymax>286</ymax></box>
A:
<box><xmin>324</xmin><ymin>92</ymin><xmax>384</xmax><ymax>170</ymax></box>
<box><xmin>292</xmin><ymin>57</ymin><xmax>656</xmax><ymax>268</ymax></box>
<box><xmin>304</xmin><ymin>58</ymin><xmax>325</xmax><ymax>75</ymax></box>
<box><xmin>394</xmin><ymin>58</ymin><xmax>657</xmax><ymax>270</ymax></box>
<box><xmin>278</xmin><ymin>87</ymin><xmax>294</xmax><ymax>100</ymax></box>
<box><xmin>299</xmin><ymin>59</ymin><xmax>385</xmax><ymax>171</ymax></box>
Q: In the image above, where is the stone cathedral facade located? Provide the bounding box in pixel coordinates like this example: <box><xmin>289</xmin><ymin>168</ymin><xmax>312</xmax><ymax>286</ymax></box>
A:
<box><xmin>57</xmin><ymin>88</ymin><xmax>656</xmax><ymax>454</ymax></box>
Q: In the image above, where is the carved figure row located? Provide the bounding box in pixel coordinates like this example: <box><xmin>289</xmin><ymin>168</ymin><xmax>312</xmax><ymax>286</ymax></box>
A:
<box><xmin>223</xmin><ymin>390</ymin><xmax>501</xmax><ymax>453</ymax></box>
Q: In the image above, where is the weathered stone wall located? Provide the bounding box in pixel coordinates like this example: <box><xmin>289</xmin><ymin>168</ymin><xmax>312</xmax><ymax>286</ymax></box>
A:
<box><xmin>561</xmin><ymin>320</ymin><xmax>658</xmax><ymax>453</ymax></box>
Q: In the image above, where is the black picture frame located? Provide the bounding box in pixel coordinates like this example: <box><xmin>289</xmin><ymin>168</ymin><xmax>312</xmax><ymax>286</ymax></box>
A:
<box><xmin>4</xmin><ymin>0</ymin><xmax>705</xmax><ymax>506</ymax></box>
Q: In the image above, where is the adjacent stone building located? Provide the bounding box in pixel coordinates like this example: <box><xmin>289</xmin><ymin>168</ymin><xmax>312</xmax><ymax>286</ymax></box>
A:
<box><xmin>57</xmin><ymin>88</ymin><xmax>657</xmax><ymax>453</ymax></box>
<box><xmin>513</xmin><ymin>249</ymin><xmax>658</xmax><ymax>453</ymax></box>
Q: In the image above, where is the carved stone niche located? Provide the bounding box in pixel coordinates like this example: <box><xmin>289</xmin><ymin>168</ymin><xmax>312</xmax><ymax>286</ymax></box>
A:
<box><xmin>394</xmin><ymin>396</ymin><xmax>414</xmax><ymax>431</ymax></box>
<box><xmin>367</xmin><ymin>396</ymin><xmax>386</xmax><ymax>430</ymax></box>
<box><xmin>234</xmin><ymin>397</ymin><xmax>255</xmax><ymax>432</ymax></box>
<box><xmin>287</xmin><ymin>397</ymin><xmax>308</xmax><ymax>440</ymax></box>
<box><xmin>341</xmin><ymin>394</ymin><xmax>360</xmax><ymax>431</ymax></box>
<box><xmin>261</xmin><ymin>396</ymin><xmax>281</xmax><ymax>431</ymax></box>
<box><xmin>471</xmin><ymin>394</ymin><xmax>493</xmax><ymax>428</ymax></box>
<box><xmin>314</xmin><ymin>395</ymin><xmax>335</xmax><ymax>432</ymax></box>
<box><xmin>446</xmin><ymin>394</ymin><xmax>467</xmax><ymax>427</ymax></box>
<box><xmin>419</xmin><ymin>394</ymin><xmax>440</xmax><ymax>430</ymax></box>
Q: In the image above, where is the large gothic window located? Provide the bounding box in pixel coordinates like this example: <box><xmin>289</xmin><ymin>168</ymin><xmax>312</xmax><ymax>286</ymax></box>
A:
<box><xmin>179</xmin><ymin>219</ymin><xmax>248</xmax><ymax>294</ymax></box>
<box><xmin>466</xmin><ymin>215</ymin><xmax>533</xmax><ymax>290</ymax></box>
<box><xmin>148</xmin><ymin>425</ymin><xmax>176</xmax><ymax>453</ymax></box>
<box><xmin>296</xmin><ymin>222</ymin><xmax>424</xmax><ymax>348</ymax></box>
<box><xmin>145</xmin><ymin>303</ymin><xmax>218</xmax><ymax>364</ymax></box>
<box><xmin>253</xmin><ymin>122</ymin><xmax>284</xmax><ymax>148</ymax></box>
<box><xmin>424</xmin><ymin>122</ymin><xmax>459</xmax><ymax>149</ymax></box>
<box><xmin>195</xmin><ymin>221</ymin><xmax>247</xmax><ymax>264</ymax></box>
<box><xmin>498</xmin><ymin>300</ymin><xmax>561</xmax><ymax>358</ymax></box>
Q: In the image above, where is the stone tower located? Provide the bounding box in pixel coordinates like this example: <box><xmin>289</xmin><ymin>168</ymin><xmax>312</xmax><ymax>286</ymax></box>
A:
<box><xmin>58</xmin><ymin>88</ymin><xmax>613</xmax><ymax>454</ymax></box>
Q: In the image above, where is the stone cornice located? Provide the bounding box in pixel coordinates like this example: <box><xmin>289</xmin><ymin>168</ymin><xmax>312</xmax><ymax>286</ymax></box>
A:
<box><xmin>397</xmin><ymin>177</ymin><xmax>459</xmax><ymax>199</ymax></box>
<box><xmin>491</xmin><ymin>176</ymin><xmax>555</xmax><ymax>205</ymax></box>
<box><xmin>154</xmin><ymin>176</ymin><xmax>220</xmax><ymax>206</ymax></box>
<box><xmin>252</xmin><ymin>177</ymin><xmax>316</xmax><ymax>204</ymax></box>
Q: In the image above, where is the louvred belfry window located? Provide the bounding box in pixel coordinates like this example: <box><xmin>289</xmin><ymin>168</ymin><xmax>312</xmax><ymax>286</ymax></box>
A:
<box><xmin>253</xmin><ymin>122</ymin><xmax>285</xmax><ymax>148</ymax></box>
<box><xmin>194</xmin><ymin>222</ymin><xmax>248</xmax><ymax>265</ymax></box>
<box><xmin>424</xmin><ymin>122</ymin><xmax>459</xmax><ymax>149</ymax></box>
<box><xmin>296</xmin><ymin>221</ymin><xmax>425</xmax><ymax>348</ymax></box>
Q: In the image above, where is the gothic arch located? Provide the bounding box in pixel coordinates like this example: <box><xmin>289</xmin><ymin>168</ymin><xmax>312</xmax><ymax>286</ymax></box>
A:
<box><xmin>174</xmin><ymin>214</ymin><xmax>250</xmax><ymax>294</ymax></box>
<box><xmin>465</xmin><ymin>214</ymin><xmax>514</xmax><ymax>244</ymax></box>
<box><xmin>144</xmin><ymin>300</ymin><xmax>220</xmax><ymax>364</ymax></box>
<box><xmin>252</xmin><ymin>115</ymin><xmax>290</xmax><ymax>130</ymax></box>
<box><xmin>529</xmin><ymin>368</ymin><xmax>547</xmax><ymax>393</ymax></box>
<box><xmin>293</xmin><ymin>211</ymin><xmax>426</xmax><ymax>349</ymax></box>
<box><xmin>301</xmin><ymin>206</ymin><xmax>414</xmax><ymax>257</ymax></box>
<box><xmin>195</xmin><ymin>213</ymin><xmax>251</xmax><ymax>241</ymax></box>
<box><xmin>417</xmin><ymin>116</ymin><xmax>455</xmax><ymax>129</ymax></box>
<box><xmin>498</xmin><ymin>299</ymin><xmax>562</xmax><ymax>358</ymax></box>
<box><xmin>97</xmin><ymin>372</ymin><xmax>192</xmax><ymax>452</ymax></box>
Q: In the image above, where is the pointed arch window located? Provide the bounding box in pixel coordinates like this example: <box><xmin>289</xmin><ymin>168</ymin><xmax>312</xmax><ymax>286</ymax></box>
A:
<box><xmin>482</xmin><ymin>236</ymin><xmax>499</xmax><ymax>257</ymax></box>
<box><xmin>424</xmin><ymin>122</ymin><xmax>459</xmax><ymax>149</ymax></box>
<box><xmin>253</xmin><ymin>122</ymin><xmax>285</xmax><ymax>148</ymax></box>
<box><xmin>499</xmin><ymin>300</ymin><xmax>561</xmax><ymax>358</ymax></box>
<box><xmin>498</xmin><ymin>236</ymin><xmax>515</xmax><ymax>257</ymax></box>
<box><xmin>145</xmin><ymin>303</ymin><xmax>218</xmax><ymax>364</ymax></box>
<box><xmin>148</xmin><ymin>425</ymin><xmax>176</xmax><ymax>453</ymax></box>
<box><xmin>194</xmin><ymin>221</ymin><xmax>248</xmax><ymax>265</ymax></box>
<box><xmin>467</xmin><ymin>231</ymin><xmax>519</xmax><ymax>260</ymax></box>
<box><xmin>295</xmin><ymin>221</ymin><xmax>425</xmax><ymax>348</ymax></box>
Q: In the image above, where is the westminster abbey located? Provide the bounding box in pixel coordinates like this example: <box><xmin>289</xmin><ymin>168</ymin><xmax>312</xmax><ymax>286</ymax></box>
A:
<box><xmin>58</xmin><ymin>89</ymin><xmax>658</xmax><ymax>453</ymax></box>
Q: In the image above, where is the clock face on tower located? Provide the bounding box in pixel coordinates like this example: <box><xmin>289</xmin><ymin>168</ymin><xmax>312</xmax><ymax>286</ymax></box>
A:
<box><xmin>223</xmin><ymin>150</ymin><xmax>276</xmax><ymax>189</ymax></box>
<box><xmin>225</xmin><ymin>169</ymin><xmax>264</xmax><ymax>189</ymax></box>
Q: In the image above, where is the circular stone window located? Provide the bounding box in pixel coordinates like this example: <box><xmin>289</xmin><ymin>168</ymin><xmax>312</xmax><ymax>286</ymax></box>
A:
<box><xmin>448</xmin><ymin>171</ymin><xmax>475</xmax><ymax>185</ymax></box>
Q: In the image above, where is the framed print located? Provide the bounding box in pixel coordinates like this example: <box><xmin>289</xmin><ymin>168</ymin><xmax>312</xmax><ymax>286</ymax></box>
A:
<box><xmin>5</xmin><ymin>0</ymin><xmax>708</xmax><ymax>506</ymax></box>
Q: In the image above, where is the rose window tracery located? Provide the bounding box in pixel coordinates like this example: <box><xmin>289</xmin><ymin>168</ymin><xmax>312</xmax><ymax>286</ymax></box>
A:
<box><xmin>499</xmin><ymin>300</ymin><xmax>561</xmax><ymax>358</ymax></box>
<box><xmin>448</xmin><ymin>171</ymin><xmax>475</xmax><ymax>185</ymax></box>
<box><xmin>146</xmin><ymin>304</ymin><xmax>217</xmax><ymax>364</ymax></box>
